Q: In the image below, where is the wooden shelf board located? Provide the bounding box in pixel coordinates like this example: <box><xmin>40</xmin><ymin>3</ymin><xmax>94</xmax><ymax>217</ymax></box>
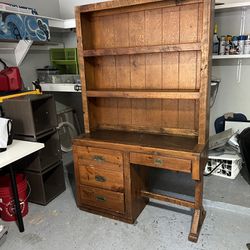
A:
<box><xmin>86</xmin><ymin>89</ymin><xmax>200</xmax><ymax>99</ymax></box>
<box><xmin>79</xmin><ymin>0</ymin><xmax>203</xmax><ymax>13</ymax></box>
<box><xmin>96</xmin><ymin>124</ymin><xmax>198</xmax><ymax>137</ymax></box>
<box><xmin>83</xmin><ymin>43</ymin><xmax>201</xmax><ymax>57</ymax></box>
<box><xmin>74</xmin><ymin>129</ymin><xmax>202</xmax><ymax>154</ymax></box>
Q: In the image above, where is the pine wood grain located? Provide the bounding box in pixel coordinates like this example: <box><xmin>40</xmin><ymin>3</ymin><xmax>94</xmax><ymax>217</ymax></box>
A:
<box><xmin>75</xmin><ymin>0</ymin><xmax>213</xmax><ymax>242</ymax></box>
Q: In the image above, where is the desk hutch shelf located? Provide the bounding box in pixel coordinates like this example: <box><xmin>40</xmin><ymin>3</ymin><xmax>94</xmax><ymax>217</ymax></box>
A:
<box><xmin>73</xmin><ymin>0</ymin><xmax>213</xmax><ymax>243</ymax></box>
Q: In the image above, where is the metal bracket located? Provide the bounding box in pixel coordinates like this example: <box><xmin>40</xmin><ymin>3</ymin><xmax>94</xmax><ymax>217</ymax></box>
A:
<box><xmin>15</xmin><ymin>40</ymin><xmax>33</xmax><ymax>66</ymax></box>
<box><xmin>236</xmin><ymin>7</ymin><xmax>246</xmax><ymax>84</ymax></box>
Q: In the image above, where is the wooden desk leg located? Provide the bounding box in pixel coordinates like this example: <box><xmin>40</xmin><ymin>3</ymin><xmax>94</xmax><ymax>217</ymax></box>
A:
<box><xmin>188</xmin><ymin>178</ymin><xmax>206</xmax><ymax>242</ymax></box>
<box><xmin>9</xmin><ymin>165</ymin><xmax>24</xmax><ymax>232</ymax></box>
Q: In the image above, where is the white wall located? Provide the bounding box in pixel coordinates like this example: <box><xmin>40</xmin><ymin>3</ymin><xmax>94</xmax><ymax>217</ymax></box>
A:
<box><xmin>5</xmin><ymin>0</ymin><xmax>61</xmax><ymax>18</ymax></box>
<box><xmin>59</xmin><ymin>0</ymin><xmax>108</xmax><ymax>19</ymax></box>
<box><xmin>210</xmin><ymin>7</ymin><xmax>250</xmax><ymax>135</ymax></box>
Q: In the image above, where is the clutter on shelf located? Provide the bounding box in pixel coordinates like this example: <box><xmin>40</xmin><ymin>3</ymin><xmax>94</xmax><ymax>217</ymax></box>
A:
<box><xmin>213</xmin><ymin>24</ymin><xmax>250</xmax><ymax>55</ymax></box>
<box><xmin>36</xmin><ymin>48</ymin><xmax>80</xmax><ymax>84</ymax></box>
<box><xmin>205</xmin><ymin>113</ymin><xmax>250</xmax><ymax>179</ymax></box>
<box><xmin>36</xmin><ymin>67</ymin><xmax>60</xmax><ymax>83</ymax></box>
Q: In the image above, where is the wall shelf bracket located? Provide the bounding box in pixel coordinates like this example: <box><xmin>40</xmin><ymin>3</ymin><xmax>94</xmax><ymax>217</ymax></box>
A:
<box><xmin>15</xmin><ymin>40</ymin><xmax>33</xmax><ymax>66</ymax></box>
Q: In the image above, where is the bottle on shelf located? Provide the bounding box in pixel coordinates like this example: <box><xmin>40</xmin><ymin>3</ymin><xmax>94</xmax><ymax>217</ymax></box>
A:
<box><xmin>219</xmin><ymin>35</ymin><xmax>226</xmax><ymax>55</ymax></box>
<box><xmin>213</xmin><ymin>24</ymin><xmax>219</xmax><ymax>55</ymax></box>
<box><xmin>225</xmin><ymin>35</ymin><xmax>232</xmax><ymax>55</ymax></box>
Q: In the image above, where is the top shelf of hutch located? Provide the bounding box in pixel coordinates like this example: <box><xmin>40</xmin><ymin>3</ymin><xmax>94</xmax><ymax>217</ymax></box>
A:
<box><xmin>82</xmin><ymin>43</ymin><xmax>201</xmax><ymax>57</ymax></box>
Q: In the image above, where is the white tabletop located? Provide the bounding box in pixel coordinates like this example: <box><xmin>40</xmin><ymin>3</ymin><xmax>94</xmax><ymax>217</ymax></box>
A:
<box><xmin>0</xmin><ymin>140</ymin><xmax>44</xmax><ymax>168</ymax></box>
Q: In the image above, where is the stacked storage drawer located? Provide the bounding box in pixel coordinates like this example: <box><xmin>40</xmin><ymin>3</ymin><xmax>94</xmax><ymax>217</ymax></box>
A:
<box><xmin>50</xmin><ymin>48</ymin><xmax>79</xmax><ymax>74</ymax></box>
<box><xmin>2</xmin><ymin>95</ymin><xmax>66</xmax><ymax>205</ymax></box>
<box><xmin>74</xmin><ymin>146</ymin><xmax>125</xmax><ymax>215</ymax></box>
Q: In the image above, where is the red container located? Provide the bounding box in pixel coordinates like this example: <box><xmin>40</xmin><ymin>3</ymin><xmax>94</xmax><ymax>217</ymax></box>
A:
<box><xmin>0</xmin><ymin>59</ymin><xmax>22</xmax><ymax>92</ymax></box>
<box><xmin>0</xmin><ymin>174</ymin><xmax>28</xmax><ymax>221</ymax></box>
<box><xmin>0</xmin><ymin>74</ymin><xmax>9</xmax><ymax>91</ymax></box>
<box><xmin>1</xmin><ymin>67</ymin><xmax>22</xmax><ymax>91</ymax></box>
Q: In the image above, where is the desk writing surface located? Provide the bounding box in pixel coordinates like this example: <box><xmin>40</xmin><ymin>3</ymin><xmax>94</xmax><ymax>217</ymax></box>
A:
<box><xmin>74</xmin><ymin>130</ymin><xmax>199</xmax><ymax>153</ymax></box>
<box><xmin>0</xmin><ymin>140</ymin><xmax>44</xmax><ymax>168</ymax></box>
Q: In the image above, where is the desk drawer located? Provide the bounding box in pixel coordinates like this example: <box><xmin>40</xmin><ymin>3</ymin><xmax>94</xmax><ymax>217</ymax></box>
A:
<box><xmin>79</xmin><ymin>165</ymin><xmax>124</xmax><ymax>192</ymax></box>
<box><xmin>76</xmin><ymin>146</ymin><xmax>123</xmax><ymax>171</ymax></box>
<box><xmin>80</xmin><ymin>185</ymin><xmax>125</xmax><ymax>214</ymax></box>
<box><xmin>130</xmin><ymin>153</ymin><xmax>191</xmax><ymax>173</ymax></box>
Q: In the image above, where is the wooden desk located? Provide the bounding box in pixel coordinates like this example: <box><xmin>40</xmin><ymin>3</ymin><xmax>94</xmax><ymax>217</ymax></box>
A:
<box><xmin>73</xmin><ymin>130</ymin><xmax>207</xmax><ymax>242</ymax></box>
<box><xmin>0</xmin><ymin>140</ymin><xmax>44</xmax><ymax>232</ymax></box>
<box><xmin>74</xmin><ymin>0</ymin><xmax>213</xmax><ymax>243</ymax></box>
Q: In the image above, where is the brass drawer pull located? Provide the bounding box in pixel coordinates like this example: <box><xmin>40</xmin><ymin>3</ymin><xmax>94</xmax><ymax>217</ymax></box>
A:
<box><xmin>154</xmin><ymin>158</ymin><xmax>163</xmax><ymax>165</ymax></box>
<box><xmin>95</xmin><ymin>175</ymin><xmax>106</xmax><ymax>182</ymax></box>
<box><xmin>96</xmin><ymin>195</ymin><xmax>106</xmax><ymax>202</ymax></box>
<box><xmin>93</xmin><ymin>155</ymin><xmax>105</xmax><ymax>162</ymax></box>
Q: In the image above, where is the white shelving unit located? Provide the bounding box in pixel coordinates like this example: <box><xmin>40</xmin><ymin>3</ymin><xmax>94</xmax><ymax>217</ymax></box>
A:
<box><xmin>213</xmin><ymin>1</ymin><xmax>250</xmax><ymax>68</ymax></box>
<box><xmin>0</xmin><ymin>41</ymin><xmax>64</xmax><ymax>51</ymax></box>
<box><xmin>0</xmin><ymin>8</ymin><xmax>76</xmax><ymax>29</ymax></box>
<box><xmin>215</xmin><ymin>2</ymin><xmax>250</xmax><ymax>11</ymax></box>
<box><xmin>213</xmin><ymin>54</ymin><xmax>250</xmax><ymax>59</ymax></box>
<box><xmin>0</xmin><ymin>8</ymin><xmax>76</xmax><ymax>66</ymax></box>
<box><xmin>0</xmin><ymin>41</ymin><xmax>64</xmax><ymax>66</ymax></box>
<box><xmin>40</xmin><ymin>83</ymin><xmax>81</xmax><ymax>93</ymax></box>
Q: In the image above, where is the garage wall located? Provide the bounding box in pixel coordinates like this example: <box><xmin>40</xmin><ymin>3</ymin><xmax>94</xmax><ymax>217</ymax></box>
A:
<box><xmin>5</xmin><ymin>0</ymin><xmax>61</xmax><ymax>18</ymax></box>
<box><xmin>210</xmin><ymin>7</ymin><xmax>250</xmax><ymax>135</ymax></box>
<box><xmin>0</xmin><ymin>1</ymin><xmax>63</xmax><ymax>88</ymax></box>
<box><xmin>58</xmin><ymin>0</ymin><xmax>250</xmax><ymax>19</ymax></box>
<box><xmin>59</xmin><ymin>0</ymin><xmax>109</xmax><ymax>19</ymax></box>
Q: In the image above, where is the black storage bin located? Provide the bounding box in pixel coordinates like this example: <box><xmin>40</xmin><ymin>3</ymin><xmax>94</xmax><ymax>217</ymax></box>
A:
<box><xmin>24</xmin><ymin>162</ymin><xmax>66</xmax><ymax>205</ymax></box>
<box><xmin>2</xmin><ymin>94</ymin><xmax>57</xmax><ymax>138</ymax></box>
<box><xmin>19</xmin><ymin>130</ymin><xmax>61</xmax><ymax>172</ymax></box>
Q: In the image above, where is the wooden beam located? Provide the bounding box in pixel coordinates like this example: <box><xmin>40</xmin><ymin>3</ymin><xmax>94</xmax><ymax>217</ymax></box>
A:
<box><xmin>86</xmin><ymin>90</ymin><xmax>200</xmax><ymax>100</ymax></box>
<box><xmin>78</xmin><ymin>0</ymin><xmax>203</xmax><ymax>14</ymax></box>
<box><xmin>141</xmin><ymin>190</ymin><xmax>195</xmax><ymax>209</ymax></box>
<box><xmin>83</xmin><ymin>43</ymin><xmax>201</xmax><ymax>57</ymax></box>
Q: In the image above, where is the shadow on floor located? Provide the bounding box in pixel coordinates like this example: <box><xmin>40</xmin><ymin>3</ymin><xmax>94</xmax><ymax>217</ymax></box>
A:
<box><xmin>148</xmin><ymin>201</ymin><xmax>193</xmax><ymax>216</ymax></box>
<box><xmin>63</xmin><ymin>156</ymin><xmax>76</xmax><ymax>201</ymax></box>
<box><xmin>241</xmin><ymin>165</ymin><xmax>250</xmax><ymax>185</ymax></box>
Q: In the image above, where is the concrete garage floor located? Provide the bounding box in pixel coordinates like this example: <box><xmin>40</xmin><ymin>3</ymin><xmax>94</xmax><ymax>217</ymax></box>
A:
<box><xmin>204</xmin><ymin>167</ymin><xmax>250</xmax><ymax>208</ymax></box>
<box><xmin>1</xmin><ymin>156</ymin><xmax>250</xmax><ymax>250</ymax></box>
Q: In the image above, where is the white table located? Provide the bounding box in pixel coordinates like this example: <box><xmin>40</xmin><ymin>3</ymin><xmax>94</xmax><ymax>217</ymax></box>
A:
<box><xmin>0</xmin><ymin>140</ymin><xmax>44</xmax><ymax>168</ymax></box>
<box><xmin>0</xmin><ymin>140</ymin><xmax>44</xmax><ymax>232</ymax></box>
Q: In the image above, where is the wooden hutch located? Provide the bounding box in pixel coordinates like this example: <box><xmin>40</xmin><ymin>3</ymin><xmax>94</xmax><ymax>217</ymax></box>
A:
<box><xmin>73</xmin><ymin>0</ymin><xmax>214</xmax><ymax>242</ymax></box>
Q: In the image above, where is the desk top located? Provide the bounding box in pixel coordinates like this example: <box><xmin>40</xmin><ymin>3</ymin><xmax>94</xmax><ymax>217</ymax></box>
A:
<box><xmin>73</xmin><ymin>129</ymin><xmax>204</xmax><ymax>155</ymax></box>
<box><xmin>0</xmin><ymin>140</ymin><xmax>44</xmax><ymax>168</ymax></box>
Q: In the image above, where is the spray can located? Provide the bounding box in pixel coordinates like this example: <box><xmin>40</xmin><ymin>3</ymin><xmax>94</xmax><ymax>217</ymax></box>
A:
<box><xmin>219</xmin><ymin>36</ymin><xmax>226</xmax><ymax>55</ymax></box>
<box><xmin>238</xmin><ymin>35</ymin><xmax>247</xmax><ymax>55</ymax></box>
<box><xmin>225</xmin><ymin>35</ymin><xmax>232</xmax><ymax>55</ymax></box>
<box><xmin>244</xmin><ymin>35</ymin><xmax>250</xmax><ymax>54</ymax></box>
<box><xmin>231</xmin><ymin>36</ymin><xmax>238</xmax><ymax>54</ymax></box>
